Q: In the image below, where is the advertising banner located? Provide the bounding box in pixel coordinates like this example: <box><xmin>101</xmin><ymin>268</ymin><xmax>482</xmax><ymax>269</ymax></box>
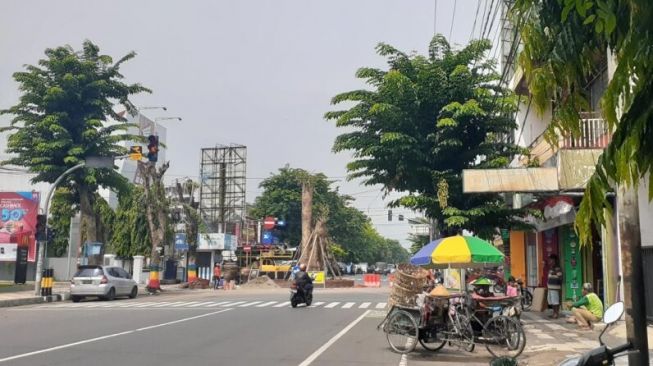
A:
<box><xmin>0</xmin><ymin>192</ymin><xmax>40</xmax><ymax>262</ymax></box>
<box><xmin>198</xmin><ymin>233</ymin><xmax>237</xmax><ymax>251</ymax></box>
<box><xmin>308</xmin><ymin>271</ymin><xmax>325</xmax><ymax>285</ymax></box>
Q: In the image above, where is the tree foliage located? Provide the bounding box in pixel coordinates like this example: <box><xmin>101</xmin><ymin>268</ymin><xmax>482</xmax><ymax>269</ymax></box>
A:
<box><xmin>326</xmin><ymin>36</ymin><xmax>528</xmax><ymax>238</ymax></box>
<box><xmin>511</xmin><ymin>0</ymin><xmax>653</xmax><ymax>244</ymax></box>
<box><xmin>0</xmin><ymin>40</ymin><xmax>149</xmax><ymax>244</ymax></box>
<box><xmin>109</xmin><ymin>185</ymin><xmax>150</xmax><ymax>257</ymax></box>
<box><xmin>251</xmin><ymin>166</ymin><xmax>409</xmax><ymax>263</ymax></box>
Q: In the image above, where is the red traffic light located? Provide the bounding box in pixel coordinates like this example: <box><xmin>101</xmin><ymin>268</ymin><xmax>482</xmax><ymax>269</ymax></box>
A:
<box><xmin>147</xmin><ymin>135</ymin><xmax>159</xmax><ymax>162</ymax></box>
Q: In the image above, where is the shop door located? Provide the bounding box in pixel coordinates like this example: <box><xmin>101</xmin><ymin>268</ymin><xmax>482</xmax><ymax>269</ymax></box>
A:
<box><xmin>526</xmin><ymin>232</ymin><xmax>538</xmax><ymax>287</ymax></box>
<box><xmin>540</xmin><ymin>229</ymin><xmax>560</xmax><ymax>286</ymax></box>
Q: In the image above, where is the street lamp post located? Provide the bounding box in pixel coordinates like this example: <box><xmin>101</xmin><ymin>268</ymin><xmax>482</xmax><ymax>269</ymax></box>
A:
<box><xmin>34</xmin><ymin>157</ymin><xmax>116</xmax><ymax>296</ymax></box>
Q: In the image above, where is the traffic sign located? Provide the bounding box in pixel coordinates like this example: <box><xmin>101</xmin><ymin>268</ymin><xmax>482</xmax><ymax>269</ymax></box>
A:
<box><xmin>263</xmin><ymin>216</ymin><xmax>276</xmax><ymax>230</ymax></box>
<box><xmin>243</xmin><ymin>245</ymin><xmax>251</xmax><ymax>253</ymax></box>
<box><xmin>129</xmin><ymin>146</ymin><xmax>143</xmax><ymax>161</ymax></box>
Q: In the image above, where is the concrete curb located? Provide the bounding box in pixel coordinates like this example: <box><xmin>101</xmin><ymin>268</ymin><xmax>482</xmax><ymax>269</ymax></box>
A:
<box><xmin>0</xmin><ymin>292</ymin><xmax>69</xmax><ymax>308</ymax></box>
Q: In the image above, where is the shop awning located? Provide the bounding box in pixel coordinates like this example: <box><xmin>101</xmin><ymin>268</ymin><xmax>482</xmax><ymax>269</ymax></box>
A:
<box><xmin>462</xmin><ymin>168</ymin><xmax>559</xmax><ymax>193</ymax></box>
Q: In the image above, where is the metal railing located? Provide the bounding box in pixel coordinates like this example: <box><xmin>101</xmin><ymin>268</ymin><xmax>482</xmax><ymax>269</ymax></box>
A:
<box><xmin>560</xmin><ymin>117</ymin><xmax>611</xmax><ymax>149</ymax></box>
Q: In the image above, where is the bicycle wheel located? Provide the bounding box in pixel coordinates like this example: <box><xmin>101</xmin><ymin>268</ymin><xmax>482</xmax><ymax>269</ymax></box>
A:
<box><xmin>385</xmin><ymin>310</ymin><xmax>419</xmax><ymax>354</ymax></box>
<box><xmin>451</xmin><ymin>313</ymin><xmax>475</xmax><ymax>352</ymax></box>
<box><xmin>522</xmin><ymin>291</ymin><xmax>533</xmax><ymax>311</ymax></box>
<box><xmin>483</xmin><ymin>315</ymin><xmax>526</xmax><ymax>358</ymax></box>
<box><xmin>418</xmin><ymin>327</ymin><xmax>447</xmax><ymax>352</ymax></box>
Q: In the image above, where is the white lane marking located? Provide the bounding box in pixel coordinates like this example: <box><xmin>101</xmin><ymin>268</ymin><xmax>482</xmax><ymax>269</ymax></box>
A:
<box><xmin>239</xmin><ymin>301</ymin><xmax>263</xmax><ymax>307</ymax></box>
<box><xmin>171</xmin><ymin>301</ymin><xmax>200</xmax><ymax>307</ymax></box>
<box><xmin>298</xmin><ymin>310</ymin><xmax>371</xmax><ymax>366</ymax></box>
<box><xmin>324</xmin><ymin>302</ymin><xmax>340</xmax><ymax>308</ymax></box>
<box><xmin>206</xmin><ymin>301</ymin><xmax>231</xmax><ymax>307</ymax></box>
<box><xmin>152</xmin><ymin>301</ymin><xmax>184</xmax><ymax>308</ymax></box>
<box><xmin>188</xmin><ymin>302</ymin><xmax>217</xmax><ymax>308</ymax></box>
<box><xmin>274</xmin><ymin>301</ymin><xmax>291</xmax><ymax>308</ymax></box>
<box><xmin>342</xmin><ymin>302</ymin><xmax>355</xmax><ymax>309</ymax></box>
<box><xmin>256</xmin><ymin>301</ymin><xmax>278</xmax><ymax>307</ymax></box>
<box><xmin>375</xmin><ymin>302</ymin><xmax>387</xmax><ymax>309</ymax></box>
<box><xmin>0</xmin><ymin>309</ymin><xmax>232</xmax><ymax>364</ymax></box>
<box><xmin>223</xmin><ymin>301</ymin><xmax>246</xmax><ymax>307</ymax></box>
<box><xmin>359</xmin><ymin>302</ymin><xmax>371</xmax><ymax>309</ymax></box>
<box><xmin>399</xmin><ymin>354</ymin><xmax>408</xmax><ymax>366</ymax></box>
<box><xmin>311</xmin><ymin>302</ymin><xmax>325</xmax><ymax>307</ymax></box>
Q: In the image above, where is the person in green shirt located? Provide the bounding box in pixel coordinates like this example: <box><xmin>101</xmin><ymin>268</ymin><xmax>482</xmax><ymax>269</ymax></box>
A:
<box><xmin>567</xmin><ymin>282</ymin><xmax>604</xmax><ymax>330</ymax></box>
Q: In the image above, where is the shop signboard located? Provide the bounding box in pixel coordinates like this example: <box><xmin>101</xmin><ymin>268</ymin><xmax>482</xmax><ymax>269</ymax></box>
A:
<box><xmin>174</xmin><ymin>233</ymin><xmax>188</xmax><ymax>251</ymax></box>
<box><xmin>0</xmin><ymin>192</ymin><xmax>40</xmax><ymax>262</ymax></box>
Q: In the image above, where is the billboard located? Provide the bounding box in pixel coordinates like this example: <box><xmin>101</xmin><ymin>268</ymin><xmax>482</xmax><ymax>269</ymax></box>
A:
<box><xmin>0</xmin><ymin>192</ymin><xmax>40</xmax><ymax>262</ymax></box>
<box><xmin>197</xmin><ymin>233</ymin><xmax>237</xmax><ymax>251</ymax></box>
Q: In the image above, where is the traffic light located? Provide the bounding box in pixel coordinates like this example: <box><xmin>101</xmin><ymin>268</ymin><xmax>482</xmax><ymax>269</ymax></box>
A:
<box><xmin>388</xmin><ymin>210</ymin><xmax>392</xmax><ymax>221</ymax></box>
<box><xmin>147</xmin><ymin>135</ymin><xmax>159</xmax><ymax>162</ymax></box>
<box><xmin>129</xmin><ymin>146</ymin><xmax>143</xmax><ymax>161</ymax></box>
<box><xmin>36</xmin><ymin>214</ymin><xmax>46</xmax><ymax>241</ymax></box>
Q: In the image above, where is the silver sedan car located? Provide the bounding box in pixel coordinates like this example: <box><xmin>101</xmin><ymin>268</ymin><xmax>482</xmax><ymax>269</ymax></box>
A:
<box><xmin>70</xmin><ymin>265</ymin><xmax>138</xmax><ymax>302</ymax></box>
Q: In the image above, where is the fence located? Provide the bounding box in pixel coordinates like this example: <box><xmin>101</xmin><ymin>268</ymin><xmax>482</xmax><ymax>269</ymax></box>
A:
<box><xmin>560</xmin><ymin>117</ymin><xmax>611</xmax><ymax>149</ymax></box>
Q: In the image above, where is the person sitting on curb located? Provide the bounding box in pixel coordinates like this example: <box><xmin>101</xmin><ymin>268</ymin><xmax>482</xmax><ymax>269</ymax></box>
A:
<box><xmin>566</xmin><ymin>282</ymin><xmax>604</xmax><ymax>330</ymax></box>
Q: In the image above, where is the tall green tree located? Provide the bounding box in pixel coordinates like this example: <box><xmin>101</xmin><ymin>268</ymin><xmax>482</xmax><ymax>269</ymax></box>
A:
<box><xmin>0</xmin><ymin>41</ymin><xmax>149</xmax><ymax>249</ymax></box>
<box><xmin>326</xmin><ymin>36</ymin><xmax>527</xmax><ymax>238</ymax></box>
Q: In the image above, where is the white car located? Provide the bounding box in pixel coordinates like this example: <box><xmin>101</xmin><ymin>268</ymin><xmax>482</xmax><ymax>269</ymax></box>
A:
<box><xmin>70</xmin><ymin>265</ymin><xmax>138</xmax><ymax>302</ymax></box>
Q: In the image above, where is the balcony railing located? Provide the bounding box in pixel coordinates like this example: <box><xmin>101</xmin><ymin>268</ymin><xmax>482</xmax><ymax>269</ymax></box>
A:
<box><xmin>560</xmin><ymin>116</ymin><xmax>611</xmax><ymax>149</ymax></box>
<box><xmin>519</xmin><ymin>115</ymin><xmax>611</xmax><ymax>166</ymax></box>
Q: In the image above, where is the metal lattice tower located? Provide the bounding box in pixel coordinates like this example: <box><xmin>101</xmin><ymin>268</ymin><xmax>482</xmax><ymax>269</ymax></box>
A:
<box><xmin>198</xmin><ymin>145</ymin><xmax>247</xmax><ymax>235</ymax></box>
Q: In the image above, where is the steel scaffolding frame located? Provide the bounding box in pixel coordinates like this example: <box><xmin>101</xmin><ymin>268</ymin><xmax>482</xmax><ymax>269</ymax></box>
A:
<box><xmin>198</xmin><ymin>145</ymin><xmax>247</xmax><ymax>235</ymax></box>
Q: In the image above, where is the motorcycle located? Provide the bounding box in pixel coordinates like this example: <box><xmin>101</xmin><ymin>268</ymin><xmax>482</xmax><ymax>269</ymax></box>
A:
<box><xmin>290</xmin><ymin>283</ymin><xmax>313</xmax><ymax>308</ymax></box>
<box><xmin>559</xmin><ymin>302</ymin><xmax>632</xmax><ymax>366</ymax></box>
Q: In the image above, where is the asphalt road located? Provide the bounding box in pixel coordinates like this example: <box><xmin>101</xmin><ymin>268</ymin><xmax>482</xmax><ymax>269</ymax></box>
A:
<box><xmin>0</xmin><ymin>288</ymin><xmax>401</xmax><ymax>366</ymax></box>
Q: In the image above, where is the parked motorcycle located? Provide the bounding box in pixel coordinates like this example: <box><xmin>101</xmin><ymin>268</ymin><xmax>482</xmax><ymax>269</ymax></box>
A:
<box><xmin>559</xmin><ymin>302</ymin><xmax>632</xmax><ymax>366</ymax></box>
<box><xmin>290</xmin><ymin>283</ymin><xmax>313</xmax><ymax>308</ymax></box>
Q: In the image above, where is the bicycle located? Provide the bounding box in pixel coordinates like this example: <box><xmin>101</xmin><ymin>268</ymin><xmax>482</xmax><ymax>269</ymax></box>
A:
<box><xmin>379</xmin><ymin>294</ymin><xmax>475</xmax><ymax>354</ymax></box>
<box><xmin>455</xmin><ymin>293</ymin><xmax>526</xmax><ymax>358</ymax></box>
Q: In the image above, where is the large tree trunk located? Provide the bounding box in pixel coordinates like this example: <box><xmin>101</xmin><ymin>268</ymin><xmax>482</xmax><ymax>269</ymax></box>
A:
<box><xmin>617</xmin><ymin>185</ymin><xmax>649</xmax><ymax>365</ymax></box>
<box><xmin>78</xmin><ymin>185</ymin><xmax>99</xmax><ymax>264</ymax></box>
<box><xmin>301</xmin><ymin>181</ymin><xmax>313</xmax><ymax>255</ymax></box>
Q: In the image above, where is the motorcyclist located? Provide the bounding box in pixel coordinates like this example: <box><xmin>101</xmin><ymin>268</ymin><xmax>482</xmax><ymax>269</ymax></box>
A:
<box><xmin>294</xmin><ymin>263</ymin><xmax>313</xmax><ymax>295</ymax></box>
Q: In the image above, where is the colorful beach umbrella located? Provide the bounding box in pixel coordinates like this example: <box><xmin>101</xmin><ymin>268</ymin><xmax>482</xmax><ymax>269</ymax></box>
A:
<box><xmin>410</xmin><ymin>235</ymin><xmax>504</xmax><ymax>268</ymax></box>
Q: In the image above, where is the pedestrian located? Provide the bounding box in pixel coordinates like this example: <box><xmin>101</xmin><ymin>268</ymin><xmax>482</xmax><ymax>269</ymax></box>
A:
<box><xmin>506</xmin><ymin>276</ymin><xmax>518</xmax><ymax>297</ymax></box>
<box><xmin>213</xmin><ymin>263</ymin><xmax>222</xmax><ymax>290</ymax></box>
<box><xmin>547</xmin><ymin>254</ymin><xmax>563</xmax><ymax>319</ymax></box>
<box><xmin>567</xmin><ymin>283</ymin><xmax>604</xmax><ymax>330</ymax></box>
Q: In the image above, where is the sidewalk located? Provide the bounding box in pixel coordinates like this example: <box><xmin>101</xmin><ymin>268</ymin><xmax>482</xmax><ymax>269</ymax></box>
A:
<box><xmin>0</xmin><ymin>282</ymin><xmax>187</xmax><ymax>308</ymax></box>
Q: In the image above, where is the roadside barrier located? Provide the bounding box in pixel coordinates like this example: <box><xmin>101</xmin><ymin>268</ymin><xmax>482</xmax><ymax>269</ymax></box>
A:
<box><xmin>363</xmin><ymin>274</ymin><xmax>381</xmax><ymax>287</ymax></box>
<box><xmin>40</xmin><ymin>268</ymin><xmax>53</xmax><ymax>296</ymax></box>
<box><xmin>148</xmin><ymin>264</ymin><xmax>160</xmax><ymax>289</ymax></box>
<box><xmin>187</xmin><ymin>263</ymin><xmax>197</xmax><ymax>282</ymax></box>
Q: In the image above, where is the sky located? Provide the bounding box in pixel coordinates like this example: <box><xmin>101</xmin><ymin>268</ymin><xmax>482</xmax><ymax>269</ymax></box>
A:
<box><xmin>0</xmin><ymin>0</ymin><xmax>501</xmax><ymax>247</ymax></box>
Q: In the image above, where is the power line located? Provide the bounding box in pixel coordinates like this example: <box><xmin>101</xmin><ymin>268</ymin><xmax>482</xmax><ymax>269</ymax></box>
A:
<box><xmin>433</xmin><ymin>0</ymin><xmax>438</xmax><ymax>35</ymax></box>
<box><xmin>480</xmin><ymin>0</ymin><xmax>497</xmax><ymax>39</ymax></box>
<box><xmin>469</xmin><ymin>0</ymin><xmax>484</xmax><ymax>41</ymax></box>
<box><xmin>449</xmin><ymin>0</ymin><xmax>458</xmax><ymax>40</ymax></box>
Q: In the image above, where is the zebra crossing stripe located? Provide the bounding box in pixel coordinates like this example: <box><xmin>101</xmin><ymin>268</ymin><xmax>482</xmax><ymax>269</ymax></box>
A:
<box><xmin>171</xmin><ymin>301</ymin><xmax>200</xmax><ymax>307</ymax></box>
<box><xmin>375</xmin><ymin>302</ymin><xmax>387</xmax><ymax>309</ymax></box>
<box><xmin>239</xmin><ymin>301</ymin><xmax>263</xmax><ymax>307</ymax></box>
<box><xmin>256</xmin><ymin>301</ymin><xmax>278</xmax><ymax>307</ymax></box>
<box><xmin>274</xmin><ymin>301</ymin><xmax>291</xmax><ymax>307</ymax></box>
<box><xmin>311</xmin><ymin>302</ymin><xmax>325</xmax><ymax>307</ymax></box>
<box><xmin>223</xmin><ymin>301</ymin><xmax>246</xmax><ymax>307</ymax></box>
<box><xmin>206</xmin><ymin>301</ymin><xmax>231</xmax><ymax>307</ymax></box>
<box><xmin>324</xmin><ymin>302</ymin><xmax>340</xmax><ymax>308</ymax></box>
<box><xmin>359</xmin><ymin>302</ymin><xmax>371</xmax><ymax>309</ymax></box>
<box><xmin>188</xmin><ymin>302</ymin><xmax>217</xmax><ymax>307</ymax></box>
<box><xmin>342</xmin><ymin>302</ymin><xmax>355</xmax><ymax>309</ymax></box>
<box><xmin>131</xmin><ymin>302</ymin><xmax>157</xmax><ymax>308</ymax></box>
<box><xmin>152</xmin><ymin>302</ymin><xmax>183</xmax><ymax>308</ymax></box>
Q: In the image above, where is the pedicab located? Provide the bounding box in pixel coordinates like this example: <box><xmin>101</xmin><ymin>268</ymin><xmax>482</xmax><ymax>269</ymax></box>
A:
<box><xmin>380</xmin><ymin>235</ymin><xmax>525</xmax><ymax>358</ymax></box>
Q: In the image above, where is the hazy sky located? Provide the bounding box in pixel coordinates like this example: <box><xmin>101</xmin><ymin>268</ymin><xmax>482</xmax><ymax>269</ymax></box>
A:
<box><xmin>0</xmin><ymin>0</ymin><xmax>497</xmax><ymax>246</ymax></box>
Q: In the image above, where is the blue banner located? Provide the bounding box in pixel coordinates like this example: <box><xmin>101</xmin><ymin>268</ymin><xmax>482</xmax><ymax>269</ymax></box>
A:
<box><xmin>175</xmin><ymin>233</ymin><xmax>189</xmax><ymax>251</ymax></box>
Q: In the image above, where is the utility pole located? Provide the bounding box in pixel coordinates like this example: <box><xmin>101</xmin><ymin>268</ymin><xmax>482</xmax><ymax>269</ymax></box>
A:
<box><xmin>617</xmin><ymin>185</ymin><xmax>649</xmax><ymax>365</ymax></box>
